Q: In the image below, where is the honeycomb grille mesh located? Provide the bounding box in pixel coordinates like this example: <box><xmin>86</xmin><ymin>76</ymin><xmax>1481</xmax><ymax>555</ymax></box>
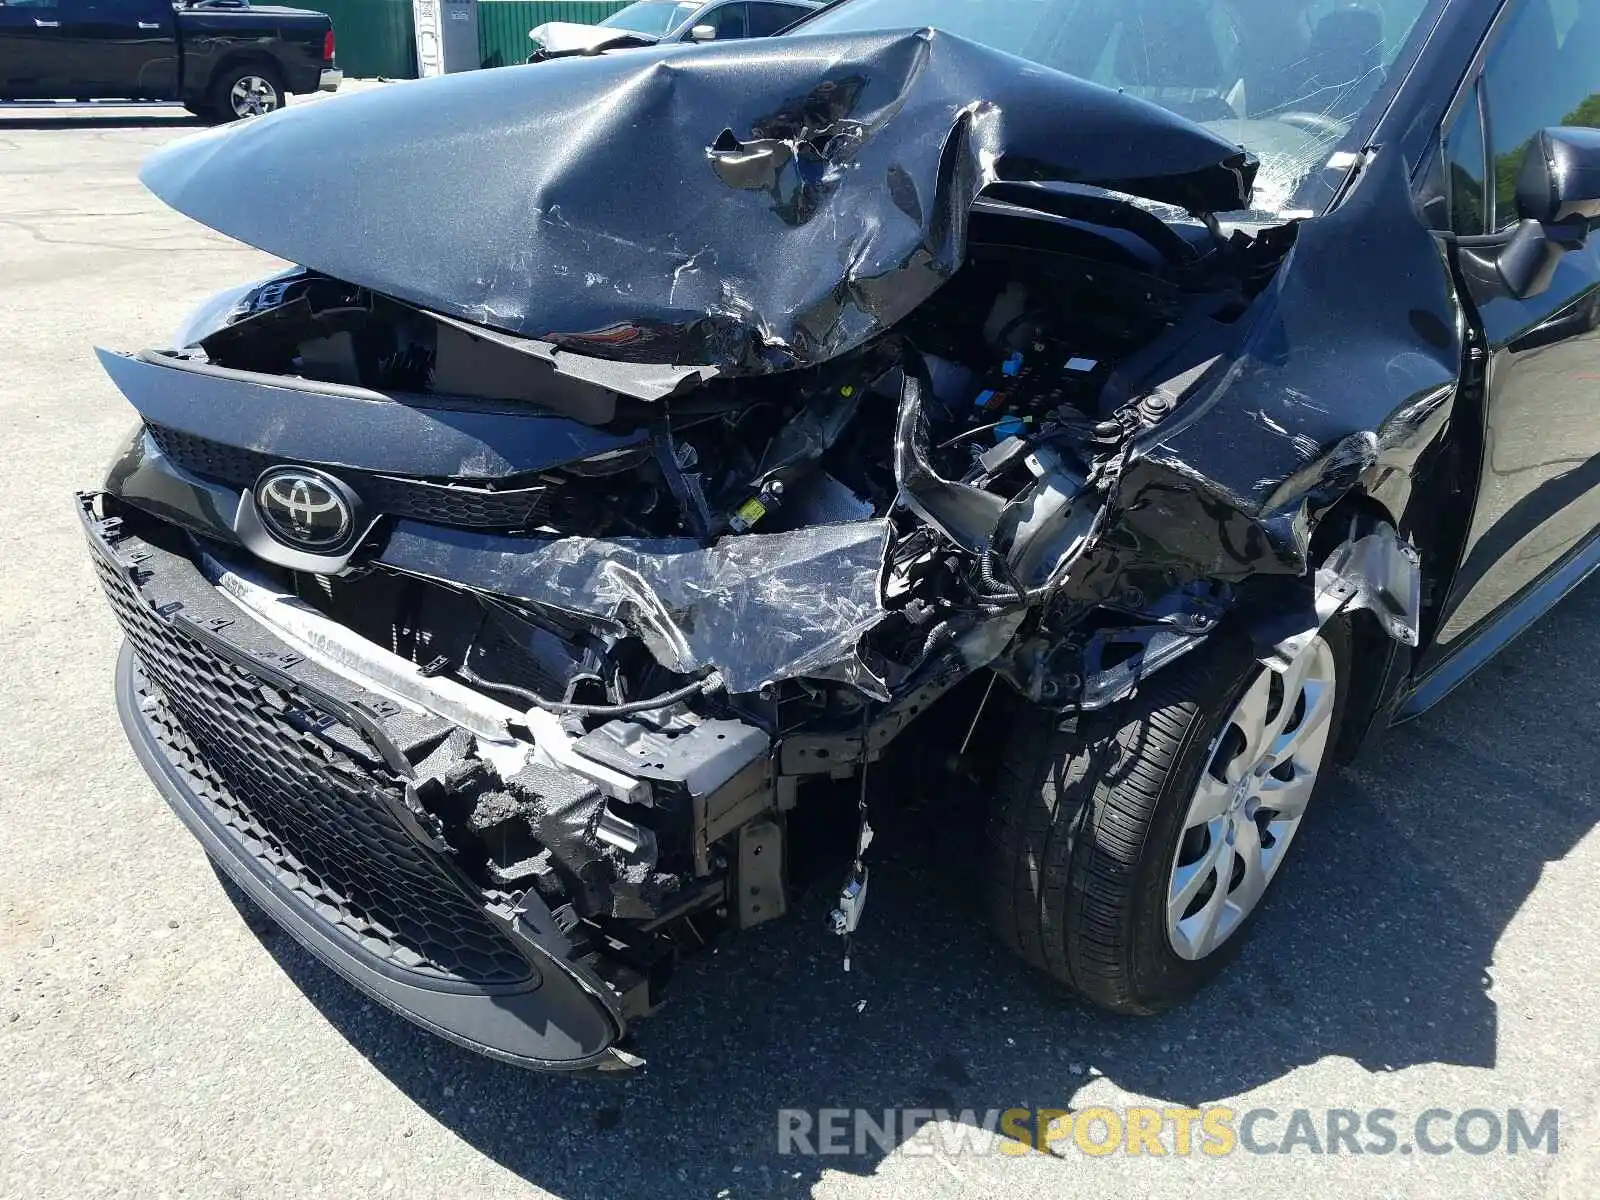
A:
<box><xmin>91</xmin><ymin>537</ymin><xmax>533</xmax><ymax>986</ymax></box>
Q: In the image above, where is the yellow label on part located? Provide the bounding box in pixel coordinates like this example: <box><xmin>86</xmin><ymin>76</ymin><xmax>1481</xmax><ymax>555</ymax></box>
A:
<box><xmin>735</xmin><ymin>498</ymin><xmax>768</xmax><ymax>526</ymax></box>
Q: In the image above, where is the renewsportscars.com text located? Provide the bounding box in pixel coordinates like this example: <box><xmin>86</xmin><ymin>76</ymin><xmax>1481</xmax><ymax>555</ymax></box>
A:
<box><xmin>777</xmin><ymin>1105</ymin><xmax>1561</xmax><ymax>1158</ymax></box>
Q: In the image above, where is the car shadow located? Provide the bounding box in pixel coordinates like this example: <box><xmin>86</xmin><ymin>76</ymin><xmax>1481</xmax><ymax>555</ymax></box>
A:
<box><xmin>218</xmin><ymin>576</ymin><xmax>1600</xmax><ymax>1198</ymax></box>
<box><xmin>0</xmin><ymin>107</ymin><xmax>206</xmax><ymax>130</ymax></box>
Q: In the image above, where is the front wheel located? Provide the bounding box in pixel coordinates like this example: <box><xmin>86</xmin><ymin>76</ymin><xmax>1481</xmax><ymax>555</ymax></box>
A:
<box><xmin>211</xmin><ymin>64</ymin><xmax>284</xmax><ymax>122</ymax></box>
<box><xmin>985</xmin><ymin>621</ymin><xmax>1349</xmax><ymax>1013</ymax></box>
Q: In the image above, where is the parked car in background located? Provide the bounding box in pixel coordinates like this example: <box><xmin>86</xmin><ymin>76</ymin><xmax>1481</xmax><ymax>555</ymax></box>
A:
<box><xmin>0</xmin><ymin>0</ymin><xmax>339</xmax><ymax>120</ymax></box>
<box><xmin>528</xmin><ymin>0</ymin><xmax>820</xmax><ymax>61</ymax></box>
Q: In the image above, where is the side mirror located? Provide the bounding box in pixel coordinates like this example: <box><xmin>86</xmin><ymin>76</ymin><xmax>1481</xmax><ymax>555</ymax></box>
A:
<box><xmin>1516</xmin><ymin>125</ymin><xmax>1600</xmax><ymax>225</ymax></box>
<box><xmin>687</xmin><ymin>23</ymin><xmax>717</xmax><ymax>41</ymax></box>
<box><xmin>1460</xmin><ymin>126</ymin><xmax>1600</xmax><ymax>302</ymax></box>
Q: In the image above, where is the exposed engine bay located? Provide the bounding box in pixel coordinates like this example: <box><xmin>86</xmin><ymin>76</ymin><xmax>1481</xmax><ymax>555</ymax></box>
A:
<box><xmin>154</xmin><ymin>194</ymin><xmax>1292</xmax><ymax>704</ymax></box>
<box><xmin>183</xmin><ymin>195</ymin><xmax>1289</xmax><ymax>686</ymax></box>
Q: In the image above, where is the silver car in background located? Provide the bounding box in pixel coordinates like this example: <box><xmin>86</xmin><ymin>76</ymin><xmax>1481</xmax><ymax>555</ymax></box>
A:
<box><xmin>528</xmin><ymin>0</ymin><xmax>821</xmax><ymax>61</ymax></box>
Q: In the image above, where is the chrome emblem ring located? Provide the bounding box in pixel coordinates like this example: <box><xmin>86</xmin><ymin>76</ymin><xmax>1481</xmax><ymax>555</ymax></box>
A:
<box><xmin>253</xmin><ymin>466</ymin><xmax>357</xmax><ymax>552</ymax></box>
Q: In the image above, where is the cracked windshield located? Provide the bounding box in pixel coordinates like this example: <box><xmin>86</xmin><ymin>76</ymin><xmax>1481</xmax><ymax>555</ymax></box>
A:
<box><xmin>804</xmin><ymin>0</ymin><xmax>1438</xmax><ymax>216</ymax></box>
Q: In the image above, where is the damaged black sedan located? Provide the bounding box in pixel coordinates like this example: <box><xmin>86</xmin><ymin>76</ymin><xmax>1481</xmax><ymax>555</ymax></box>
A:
<box><xmin>81</xmin><ymin>0</ymin><xmax>1600</xmax><ymax>1070</ymax></box>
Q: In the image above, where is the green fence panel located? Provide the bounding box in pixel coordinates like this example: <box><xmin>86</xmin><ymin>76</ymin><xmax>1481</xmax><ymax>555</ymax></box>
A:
<box><xmin>478</xmin><ymin>0</ymin><xmax>631</xmax><ymax>69</ymax></box>
<box><xmin>300</xmin><ymin>0</ymin><xmax>419</xmax><ymax>79</ymax></box>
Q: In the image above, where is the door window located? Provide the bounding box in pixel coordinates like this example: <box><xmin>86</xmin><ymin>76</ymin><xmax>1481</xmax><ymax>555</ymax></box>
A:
<box><xmin>703</xmin><ymin>2</ymin><xmax>747</xmax><ymax>38</ymax></box>
<box><xmin>746</xmin><ymin>2</ymin><xmax>805</xmax><ymax>36</ymax></box>
<box><xmin>1443</xmin><ymin>85</ymin><xmax>1489</xmax><ymax>235</ymax></box>
<box><xmin>1444</xmin><ymin>0</ymin><xmax>1600</xmax><ymax>232</ymax></box>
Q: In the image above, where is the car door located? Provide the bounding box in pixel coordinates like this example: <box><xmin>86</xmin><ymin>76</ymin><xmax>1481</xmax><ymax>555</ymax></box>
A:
<box><xmin>0</xmin><ymin>0</ymin><xmax>71</xmax><ymax>98</ymax></box>
<box><xmin>1425</xmin><ymin>0</ymin><xmax>1600</xmax><ymax>664</ymax></box>
<box><xmin>57</xmin><ymin>0</ymin><xmax>177</xmax><ymax>99</ymax></box>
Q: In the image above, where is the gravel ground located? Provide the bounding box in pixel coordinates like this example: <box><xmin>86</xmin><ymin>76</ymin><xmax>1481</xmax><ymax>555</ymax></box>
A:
<box><xmin>1</xmin><ymin>87</ymin><xmax>1597</xmax><ymax>1200</ymax></box>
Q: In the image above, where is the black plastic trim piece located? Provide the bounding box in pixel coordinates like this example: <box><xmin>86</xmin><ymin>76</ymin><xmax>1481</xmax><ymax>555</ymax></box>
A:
<box><xmin>96</xmin><ymin>348</ymin><xmax>648</xmax><ymax>480</ymax></box>
<box><xmin>117</xmin><ymin>644</ymin><xmax>624</xmax><ymax>1070</ymax></box>
<box><xmin>83</xmin><ymin>496</ymin><xmax>628</xmax><ymax>1069</ymax></box>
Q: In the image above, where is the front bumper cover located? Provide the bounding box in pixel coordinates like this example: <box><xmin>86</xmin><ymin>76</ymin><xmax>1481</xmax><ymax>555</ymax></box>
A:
<box><xmin>85</xmin><ymin>497</ymin><xmax>633</xmax><ymax>1071</ymax></box>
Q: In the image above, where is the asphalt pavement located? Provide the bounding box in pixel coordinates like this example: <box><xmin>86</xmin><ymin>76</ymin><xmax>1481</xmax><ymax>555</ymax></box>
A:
<box><xmin>0</xmin><ymin>89</ymin><xmax>1597</xmax><ymax>1200</ymax></box>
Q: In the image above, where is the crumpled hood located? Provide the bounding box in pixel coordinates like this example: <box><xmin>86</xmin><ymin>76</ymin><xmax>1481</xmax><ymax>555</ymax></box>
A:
<box><xmin>142</xmin><ymin>27</ymin><xmax>1255</xmax><ymax>373</ymax></box>
<box><xmin>528</xmin><ymin>20</ymin><xmax>661</xmax><ymax>57</ymax></box>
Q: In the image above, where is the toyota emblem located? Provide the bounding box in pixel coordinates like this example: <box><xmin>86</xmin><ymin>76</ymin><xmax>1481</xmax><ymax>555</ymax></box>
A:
<box><xmin>253</xmin><ymin>466</ymin><xmax>357</xmax><ymax>552</ymax></box>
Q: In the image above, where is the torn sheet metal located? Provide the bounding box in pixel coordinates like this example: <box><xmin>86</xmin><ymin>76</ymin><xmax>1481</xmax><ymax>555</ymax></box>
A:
<box><xmin>140</xmin><ymin>28</ymin><xmax>1254</xmax><ymax>375</ymax></box>
<box><xmin>381</xmin><ymin>519</ymin><xmax>894</xmax><ymax>698</ymax></box>
<box><xmin>1259</xmin><ymin>524</ymin><xmax>1423</xmax><ymax>673</ymax></box>
<box><xmin>1054</xmin><ymin>152</ymin><xmax>1461</xmax><ymax>611</ymax></box>
<box><xmin>894</xmin><ymin>368</ymin><xmax>1007</xmax><ymax>552</ymax></box>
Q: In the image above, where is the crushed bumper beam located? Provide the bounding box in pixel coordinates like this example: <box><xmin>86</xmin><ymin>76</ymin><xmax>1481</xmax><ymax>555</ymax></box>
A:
<box><xmin>84</xmin><ymin>496</ymin><xmax>638</xmax><ymax>1071</ymax></box>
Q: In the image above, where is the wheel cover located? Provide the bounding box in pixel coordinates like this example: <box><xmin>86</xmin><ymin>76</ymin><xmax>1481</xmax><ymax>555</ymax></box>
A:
<box><xmin>230</xmin><ymin>76</ymin><xmax>279</xmax><ymax>117</ymax></box>
<box><xmin>1165</xmin><ymin>636</ymin><xmax>1337</xmax><ymax>961</ymax></box>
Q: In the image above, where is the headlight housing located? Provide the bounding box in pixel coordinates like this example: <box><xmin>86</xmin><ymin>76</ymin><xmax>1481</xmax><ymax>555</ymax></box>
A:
<box><xmin>170</xmin><ymin>271</ymin><xmax>296</xmax><ymax>349</ymax></box>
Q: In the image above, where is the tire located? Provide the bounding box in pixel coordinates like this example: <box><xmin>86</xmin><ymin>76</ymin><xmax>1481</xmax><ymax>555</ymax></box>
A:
<box><xmin>210</xmin><ymin>63</ymin><xmax>285</xmax><ymax>122</ymax></box>
<box><xmin>985</xmin><ymin>619</ymin><xmax>1350</xmax><ymax>1013</ymax></box>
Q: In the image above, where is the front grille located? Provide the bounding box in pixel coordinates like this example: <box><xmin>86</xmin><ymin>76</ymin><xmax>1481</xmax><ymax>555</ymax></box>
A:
<box><xmin>358</xmin><ymin>473</ymin><xmax>550</xmax><ymax>529</ymax></box>
<box><xmin>147</xmin><ymin>424</ymin><xmax>552</xmax><ymax>530</ymax></box>
<box><xmin>90</xmin><ymin>529</ymin><xmax>533</xmax><ymax>986</ymax></box>
<box><xmin>149</xmin><ymin>425</ymin><xmax>276</xmax><ymax>484</ymax></box>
